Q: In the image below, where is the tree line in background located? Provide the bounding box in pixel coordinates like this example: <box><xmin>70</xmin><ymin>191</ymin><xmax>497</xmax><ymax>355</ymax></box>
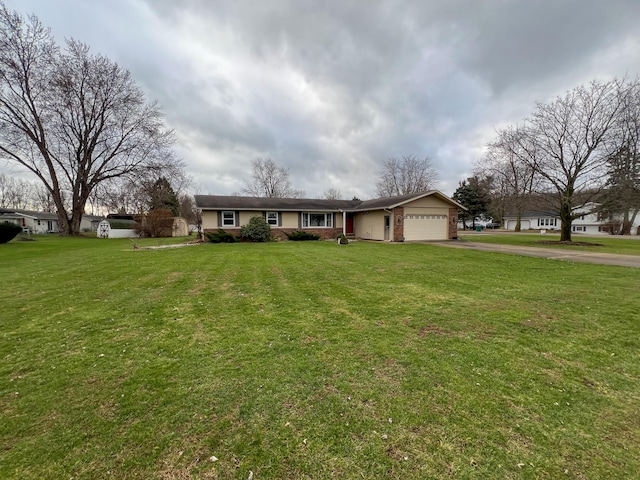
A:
<box><xmin>457</xmin><ymin>77</ymin><xmax>640</xmax><ymax>241</ymax></box>
<box><xmin>241</xmin><ymin>155</ymin><xmax>439</xmax><ymax>201</ymax></box>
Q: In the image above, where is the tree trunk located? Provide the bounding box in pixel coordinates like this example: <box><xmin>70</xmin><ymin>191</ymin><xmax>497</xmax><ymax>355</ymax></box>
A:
<box><xmin>559</xmin><ymin>201</ymin><xmax>572</xmax><ymax>242</ymax></box>
<box><xmin>515</xmin><ymin>215</ymin><xmax>521</xmax><ymax>232</ymax></box>
<box><xmin>621</xmin><ymin>210</ymin><xmax>632</xmax><ymax>235</ymax></box>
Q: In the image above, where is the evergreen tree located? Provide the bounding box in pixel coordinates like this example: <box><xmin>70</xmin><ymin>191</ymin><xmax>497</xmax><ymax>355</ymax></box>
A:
<box><xmin>148</xmin><ymin>177</ymin><xmax>180</xmax><ymax>216</ymax></box>
<box><xmin>453</xmin><ymin>177</ymin><xmax>490</xmax><ymax>228</ymax></box>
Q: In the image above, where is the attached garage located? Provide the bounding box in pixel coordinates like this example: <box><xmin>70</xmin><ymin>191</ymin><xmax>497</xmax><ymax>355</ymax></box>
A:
<box><xmin>403</xmin><ymin>214</ymin><xmax>448</xmax><ymax>241</ymax></box>
<box><xmin>350</xmin><ymin>191</ymin><xmax>465</xmax><ymax>242</ymax></box>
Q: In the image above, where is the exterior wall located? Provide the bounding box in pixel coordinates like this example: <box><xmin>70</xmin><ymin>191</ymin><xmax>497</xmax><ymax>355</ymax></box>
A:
<box><xmin>504</xmin><ymin>216</ymin><xmax>558</xmax><ymax>231</ymax></box>
<box><xmin>201</xmin><ymin>210</ymin><xmax>344</xmax><ymax>231</ymax></box>
<box><xmin>239</xmin><ymin>211</ymin><xmax>263</xmax><ymax>225</ymax></box>
<box><xmin>393</xmin><ymin>207</ymin><xmax>404</xmax><ymax>241</ymax></box>
<box><xmin>201</xmin><ymin>210</ymin><xmax>219</xmax><ymax>230</ymax></box>
<box><xmin>504</xmin><ymin>219</ymin><xmax>532</xmax><ymax>231</ymax></box>
<box><xmin>26</xmin><ymin>217</ymin><xmax>59</xmax><ymax>234</ymax></box>
<box><xmin>201</xmin><ymin>209</ymin><xmax>343</xmax><ymax>240</ymax></box>
<box><xmin>404</xmin><ymin>196</ymin><xmax>454</xmax><ymax>209</ymax></box>
<box><xmin>354</xmin><ymin>210</ymin><xmax>388</xmax><ymax>240</ymax></box>
<box><xmin>281</xmin><ymin>212</ymin><xmax>299</xmax><ymax>228</ymax></box>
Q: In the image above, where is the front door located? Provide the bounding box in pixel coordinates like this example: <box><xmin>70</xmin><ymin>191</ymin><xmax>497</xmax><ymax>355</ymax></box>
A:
<box><xmin>384</xmin><ymin>215</ymin><xmax>390</xmax><ymax>241</ymax></box>
<box><xmin>346</xmin><ymin>213</ymin><xmax>354</xmax><ymax>235</ymax></box>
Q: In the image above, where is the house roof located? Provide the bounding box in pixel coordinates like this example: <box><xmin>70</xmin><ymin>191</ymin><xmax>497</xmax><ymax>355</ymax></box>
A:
<box><xmin>195</xmin><ymin>195</ymin><xmax>360</xmax><ymax>211</ymax></box>
<box><xmin>502</xmin><ymin>210</ymin><xmax>559</xmax><ymax>219</ymax></box>
<box><xmin>195</xmin><ymin>191</ymin><xmax>465</xmax><ymax>212</ymax></box>
<box><xmin>350</xmin><ymin>190</ymin><xmax>466</xmax><ymax>211</ymax></box>
<box><xmin>0</xmin><ymin>209</ymin><xmax>59</xmax><ymax>220</ymax></box>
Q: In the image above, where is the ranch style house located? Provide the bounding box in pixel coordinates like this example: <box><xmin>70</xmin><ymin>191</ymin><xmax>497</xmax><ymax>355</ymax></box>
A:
<box><xmin>195</xmin><ymin>190</ymin><xmax>465</xmax><ymax>242</ymax></box>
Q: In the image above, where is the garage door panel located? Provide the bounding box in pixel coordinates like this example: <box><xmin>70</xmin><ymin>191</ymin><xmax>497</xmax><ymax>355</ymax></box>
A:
<box><xmin>404</xmin><ymin>214</ymin><xmax>447</xmax><ymax>240</ymax></box>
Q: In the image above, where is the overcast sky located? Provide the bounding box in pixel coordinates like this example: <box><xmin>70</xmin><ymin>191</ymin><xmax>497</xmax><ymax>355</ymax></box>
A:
<box><xmin>4</xmin><ymin>0</ymin><xmax>640</xmax><ymax>198</ymax></box>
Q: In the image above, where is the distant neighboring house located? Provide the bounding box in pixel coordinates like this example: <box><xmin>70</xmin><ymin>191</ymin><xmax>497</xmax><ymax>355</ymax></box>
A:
<box><xmin>195</xmin><ymin>191</ymin><xmax>465</xmax><ymax>242</ymax></box>
<box><xmin>502</xmin><ymin>204</ymin><xmax>640</xmax><ymax>235</ymax></box>
<box><xmin>80</xmin><ymin>214</ymin><xmax>103</xmax><ymax>232</ymax></box>
<box><xmin>0</xmin><ymin>208</ymin><xmax>60</xmax><ymax>233</ymax></box>
<box><xmin>503</xmin><ymin>210</ymin><xmax>560</xmax><ymax>232</ymax></box>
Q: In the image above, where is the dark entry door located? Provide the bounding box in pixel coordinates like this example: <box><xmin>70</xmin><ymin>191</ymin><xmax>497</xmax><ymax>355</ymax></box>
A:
<box><xmin>346</xmin><ymin>213</ymin><xmax>354</xmax><ymax>235</ymax></box>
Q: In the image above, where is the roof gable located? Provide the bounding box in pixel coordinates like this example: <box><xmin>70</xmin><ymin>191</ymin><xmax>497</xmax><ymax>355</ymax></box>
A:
<box><xmin>352</xmin><ymin>190</ymin><xmax>465</xmax><ymax>211</ymax></box>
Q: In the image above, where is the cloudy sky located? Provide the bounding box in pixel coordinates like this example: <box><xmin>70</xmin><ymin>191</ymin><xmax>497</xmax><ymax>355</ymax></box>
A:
<box><xmin>4</xmin><ymin>0</ymin><xmax>640</xmax><ymax>198</ymax></box>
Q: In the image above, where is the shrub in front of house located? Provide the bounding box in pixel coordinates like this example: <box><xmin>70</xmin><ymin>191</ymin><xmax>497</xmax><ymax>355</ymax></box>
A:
<box><xmin>338</xmin><ymin>234</ymin><xmax>349</xmax><ymax>245</ymax></box>
<box><xmin>206</xmin><ymin>228</ymin><xmax>236</xmax><ymax>243</ymax></box>
<box><xmin>0</xmin><ymin>222</ymin><xmax>23</xmax><ymax>244</ymax></box>
<box><xmin>239</xmin><ymin>215</ymin><xmax>271</xmax><ymax>242</ymax></box>
<box><xmin>285</xmin><ymin>230</ymin><xmax>320</xmax><ymax>241</ymax></box>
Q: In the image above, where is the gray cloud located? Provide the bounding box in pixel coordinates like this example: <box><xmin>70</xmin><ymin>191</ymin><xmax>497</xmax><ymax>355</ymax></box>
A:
<box><xmin>3</xmin><ymin>0</ymin><xmax>640</xmax><ymax>198</ymax></box>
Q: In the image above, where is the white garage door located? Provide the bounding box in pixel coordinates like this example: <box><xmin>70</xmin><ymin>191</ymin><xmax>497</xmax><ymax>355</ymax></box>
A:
<box><xmin>404</xmin><ymin>214</ymin><xmax>448</xmax><ymax>241</ymax></box>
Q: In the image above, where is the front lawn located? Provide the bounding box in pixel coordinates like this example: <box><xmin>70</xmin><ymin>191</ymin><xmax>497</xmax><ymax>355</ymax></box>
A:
<box><xmin>1</xmin><ymin>236</ymin><xmax>639</xmax><ymax>478</ymax></box>
<box><xmin>459</xmin><ymin>232</ymin><xmax>640</xmax><ymax>256</ymax></box>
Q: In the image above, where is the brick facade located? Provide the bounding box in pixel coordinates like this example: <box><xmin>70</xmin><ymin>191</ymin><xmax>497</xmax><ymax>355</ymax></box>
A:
<box><xmin>393</xmin><ymin>206</ymin><xmax>404</xmax><ymax>242</ymax></box>
<box><xmin>449</xmin><ymin>207</ymin><xmax>459</xmax><ymax>239</ymax></box>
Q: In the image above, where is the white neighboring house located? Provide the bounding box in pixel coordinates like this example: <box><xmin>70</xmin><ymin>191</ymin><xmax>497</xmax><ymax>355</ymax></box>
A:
<box><xmin>0</xmin><ymin>209</ymin><xmax>60</xmax><ymax>233</ymax></box>
<box><xmin>80</xmin><ymin>214</ymin><xmax>103</xmax><ymax>232</ymax></box>
<box><xmin>0</xmin><ymin>209</ymin><xmax>105</xmax><ymax>234</ymax></box>
<box><xmin>503</xmin><ymin>204</ymin><xmax>640</xmax><ymax>235</ymax></box>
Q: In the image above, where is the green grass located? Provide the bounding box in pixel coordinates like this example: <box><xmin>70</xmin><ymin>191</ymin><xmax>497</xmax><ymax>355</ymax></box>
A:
<box><xmin>459</xmin><ymin>232</ymin><xmax>640</xmax><ymax>256</ymax></box>
<box><xmin>1</xmin><ymin>236</ymin><xmax>639</xmax><ymax>479</ymax></box>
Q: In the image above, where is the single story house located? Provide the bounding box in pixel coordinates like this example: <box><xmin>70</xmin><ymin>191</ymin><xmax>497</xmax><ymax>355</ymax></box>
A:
<box><xmin>503</xmin><ymin>205</ymin><xmax>640</xmax><ymax>235</ymax></box>
<box><xmin>0</xmin><ymin>208</ymin><xmax>60</xmax><ymax>233</ymax></box>
<box><xmin>195</xmin><ymin>191</ymin><xmax>465</xmax><ymax>242</ymax></box>
<box><xmin>80</xmin><ymin>214</ymin><xmax>103</xmax><ymax>232</ymax></box>
<box><xmin>502</xmin><ymin>210</ymin><xmax>560</xmax><ymax>232</ymax></box>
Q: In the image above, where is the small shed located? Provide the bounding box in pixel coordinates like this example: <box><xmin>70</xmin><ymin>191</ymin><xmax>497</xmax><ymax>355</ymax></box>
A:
<box><xmin>97</xmin><ymin>218</ymin><xmax>139</xmax><ymax>238</ymax></box>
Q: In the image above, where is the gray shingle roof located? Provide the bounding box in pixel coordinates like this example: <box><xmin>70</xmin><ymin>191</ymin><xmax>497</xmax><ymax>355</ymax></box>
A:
<box><xmin>195</xmin><ymin>191</ymin><xmax>465</xmax><ymax>212</ymax></box>
<box><xmin>194</xmin><ymin>195</ymin><xmax>360</xmax><ymax>211</ymax></box>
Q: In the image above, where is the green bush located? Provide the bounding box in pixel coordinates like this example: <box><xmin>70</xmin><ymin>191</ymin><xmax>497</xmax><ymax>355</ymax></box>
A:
<box><xmin>0</xmin><ymin>222</ymin><xmax>23</xmax><ymax>244</ymax></box>
<box><xmin>338</xmin><ymin>234</ymin><xmax>349</xmax><ymax>245</ymax></box>
<box><xmin>205</xmin><ymin>228</ymin><xmax>236</xmax><ymax>243</ymax></box>
<box><xmin>285</xmin><ymin>230</ymin><xmax>320</xmax><ymax>241</ymax></box>
<box><xmin>239</xmin><ymin>216</ymin><xmax>271</xmax><ymax>242</ymax></box>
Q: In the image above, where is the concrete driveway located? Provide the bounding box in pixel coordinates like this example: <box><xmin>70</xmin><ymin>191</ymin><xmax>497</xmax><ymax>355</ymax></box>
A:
<box><xmin>432</xmin><ymin>240</ymin><xmax>640</xmax><ymax>268</ymax></box>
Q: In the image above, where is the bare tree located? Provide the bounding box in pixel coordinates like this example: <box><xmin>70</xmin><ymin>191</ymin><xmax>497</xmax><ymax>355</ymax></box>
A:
<box><xmin>0</xmin><ymin>173</ymin><xmax>34</xmax><ymax>209</ymax></box>
<box><xmin>598</xmin><ymin>79</ymin><xmax>640</xmax><ymax>234</ymax></box>
<box><xmin>323</xmin><ymin>188</ymin><xmax>343</xmax><ymax>200</ymax></box>
<box><xmin>491</xmin><ymin>79</ymin><xmax>630</xmax><ymax>241</ymax></box>
<box><xmin>481</xmin><ymin>127</ymin><xmax>538</xmax><ymax>231</ymax></box>
<box><xmin>0</xmin><ymin>5</ymin><xmax>178</xmax><ymax>234</ymax></box>
<box><xmin>242</xmin><ymin>158</ymin><xmax>304</xmax><ymax>198</ymax></box>
<box><xmin>32</xmin><ymin>182</ymin><xmax>56</xmax><ymax>212</ymax></box>
<box><xmin>375</xmin><ymin>155</ymin><xmax>439</xmax><ymax>197</ymax></box>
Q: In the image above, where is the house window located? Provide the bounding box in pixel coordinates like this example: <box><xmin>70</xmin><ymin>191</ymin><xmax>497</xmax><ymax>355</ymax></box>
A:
<box><xmin>222</xmin><ymin>211</ymin><xmax>235</xmax><ymax>226</ymax></box>
<box><xmin>302</xmin><ymin>212</ymin><xmax>333</xmax><ymax>228</ymax></box>
<box><xmin>266</xmin><ymin>212</ymin><xmax>278</xmax><ymax>226</ymax></box>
